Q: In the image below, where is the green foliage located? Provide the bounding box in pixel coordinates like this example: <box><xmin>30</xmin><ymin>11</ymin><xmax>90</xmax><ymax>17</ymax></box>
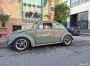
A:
<box><xmin>18</xmin><ymin>0</ymin><xmax>21</xmax><ymax>2</ymax></box>
<box><xmin>33</xmin><ymin>12</ymin><xmax>38</xmax><ymax>18</ymax></box>
<box><xmin>0</xmin><ymin>14</ymin><xmax>9</xmax><ymax>22</ymax></box>
<box><xmin>44</xmin><ymin>0</ymin><xmax>47</xmax><ymax>7</ymax></box>
<box><xmin>55</xmin><ymin>3</ymin><xmax>70</xmax><ymax>23</ymax></box>
<box><xmin>0</xmin><ymin>14</ymin><xmax>10</xmax><ymax>27</ymax></box>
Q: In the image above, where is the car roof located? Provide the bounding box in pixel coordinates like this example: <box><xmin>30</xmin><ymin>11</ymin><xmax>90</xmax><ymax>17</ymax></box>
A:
<box><xmin>38</xmin><ymin>20</ymin><xmax>61</xmax><ymax>24</ymax></box>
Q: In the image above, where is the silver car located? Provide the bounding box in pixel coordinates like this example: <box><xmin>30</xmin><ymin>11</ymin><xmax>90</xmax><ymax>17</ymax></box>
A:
<box><xmin>7</xmin><ymin>21</ymin><xmax>73</xmax><ymax>51</ymax></box>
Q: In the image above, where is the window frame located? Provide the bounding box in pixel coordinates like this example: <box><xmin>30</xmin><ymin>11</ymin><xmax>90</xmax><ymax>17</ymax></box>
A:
<box><xmin>53</xmin><ymin>22</ymin><xmax>65</xmax><ymax>30</ymax></box>
<box><xmin>38</xmin><ymin>22</ymin><xmax>54</xmax><ymax>30</ymax></box>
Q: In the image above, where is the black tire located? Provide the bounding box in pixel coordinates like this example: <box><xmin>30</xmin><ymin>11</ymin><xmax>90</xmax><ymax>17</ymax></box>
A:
<box><xmin>12</xmin><ymin>37</ymin><xmax>30</xmax><ymax>51</ymax></box>
<box><xmin>63</xmin><ymin>35</ymin><xmax>72</xmax><ymax>46</ymax></box>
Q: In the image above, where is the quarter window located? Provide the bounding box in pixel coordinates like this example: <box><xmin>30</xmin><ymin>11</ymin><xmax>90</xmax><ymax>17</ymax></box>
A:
<box><xmin>53</xmin><ymin>23</ymin><xmax>64</xmax><ymax>29</ymax></box>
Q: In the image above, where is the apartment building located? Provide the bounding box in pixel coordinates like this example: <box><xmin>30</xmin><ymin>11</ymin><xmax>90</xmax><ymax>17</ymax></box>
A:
<box><xmin>57</xmin><ymin>0</ymin><xmax>90</xmax><ymax>29</ymax></box>
<box><xmin>69</xmin><ymin>0</ymin><xmax>90</xmax><ymax>29</ymax></box>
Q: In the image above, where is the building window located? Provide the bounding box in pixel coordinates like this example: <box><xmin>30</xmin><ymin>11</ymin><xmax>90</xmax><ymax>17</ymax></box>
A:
<box><xmin>77</xmin><ymin>11</ymin><xmax>88</xmax><ymax>29</ymax></box>
<box><xmin>70</xmin><ymin>0</ymin><xmax>89</xmax><ymax>7</ymax></box>
<box><xmin>21</xmin><ymin>0</ymin><xmax>42</xmax><ymax>21</ymax></box>
<box><xmin>12</xmin><ymin>25</ymin><xmax>22</xmax><ymax>32</ymax></box>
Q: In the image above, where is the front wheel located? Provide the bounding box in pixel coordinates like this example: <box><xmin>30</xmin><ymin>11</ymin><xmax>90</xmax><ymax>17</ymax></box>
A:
<box><xmin>13</xmin><ymin>37</ymin><xmax>30</xmax><ymax>51</ymax></box>
<box><xmin>63</xmin><ymin>35</ymin><xmax>72</xmax><ymax>46</ymax></box>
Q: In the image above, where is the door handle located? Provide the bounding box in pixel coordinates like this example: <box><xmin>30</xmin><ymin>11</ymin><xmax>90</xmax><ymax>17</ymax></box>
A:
<box><xmin>38</xmin><ymin>33</ymin><xmax>50</xmax><ymax>37</ymax></box>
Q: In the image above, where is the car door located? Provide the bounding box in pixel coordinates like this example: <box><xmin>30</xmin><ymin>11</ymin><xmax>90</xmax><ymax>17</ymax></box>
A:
<box><xmin>35</xmin><ymin>22</ymin><xmax>55</xmax><ymax>45</ymax></box>
<box><xmin>53</xmin><ymin>22</ymin><xmax>65</xmax><ymax>42</ymax></box>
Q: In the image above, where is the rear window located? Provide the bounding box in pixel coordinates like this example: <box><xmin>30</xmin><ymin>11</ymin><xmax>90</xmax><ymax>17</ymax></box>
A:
<box><xmin>53</xmin><ymin>23</ymin><xmax>65</xmax><ymax>29</ymax></box>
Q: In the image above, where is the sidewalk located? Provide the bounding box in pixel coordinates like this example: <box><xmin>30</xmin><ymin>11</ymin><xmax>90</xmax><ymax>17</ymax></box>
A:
<box><xmin>81</xmin><ymin>33</ymin><xmax>90</xmax><ymax>35</ymax></box>
<box><xmin>0</xmin><ymin>39</ymin><xmax>8</xmax><ymax>48</ymax></box>
<box><xmin>80</xmin><ymin>29</ymin><xmax>90</xmax><ymax>35</ymax></box>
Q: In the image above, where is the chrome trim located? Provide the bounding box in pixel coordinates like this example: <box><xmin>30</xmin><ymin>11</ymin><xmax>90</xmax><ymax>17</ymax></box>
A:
<box><xmin>35</xmin><ymin>42</ymin><xmax>62</xmax><ymax>46</ymax></box>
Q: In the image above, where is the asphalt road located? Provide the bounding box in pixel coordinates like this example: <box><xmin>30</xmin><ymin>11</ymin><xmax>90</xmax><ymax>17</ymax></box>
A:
<box><xmin>0</xmin><ymin>35</ymin><xmax>90</xmax><ymax>66</ymax></box>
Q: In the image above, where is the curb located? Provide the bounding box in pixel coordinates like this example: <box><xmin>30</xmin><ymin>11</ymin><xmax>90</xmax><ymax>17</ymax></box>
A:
<box><xmin>80</xmin><ymin>33</ymin><xmax>90</xmax><ymax>35</ymax></box>
<box><xmin>0</xmin><ymin>41</ymin><xmax>8</xmax><ymax>48</ymax></box>
<box><xmin>0</xmin><ymin>45</ymin><xmax>8</xmax><ymax>48</ymax></box>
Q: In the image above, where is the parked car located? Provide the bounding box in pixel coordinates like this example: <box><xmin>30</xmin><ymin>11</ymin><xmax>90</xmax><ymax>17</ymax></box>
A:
<box><xmin>7</xmin><ymin>21</ymin><xmax>73</xmax><ymax>51</ymax></box>
<box><xmin>67</xmin><ymin>27</ymin><xmax>80</xmax><ymax>36</ymax></box>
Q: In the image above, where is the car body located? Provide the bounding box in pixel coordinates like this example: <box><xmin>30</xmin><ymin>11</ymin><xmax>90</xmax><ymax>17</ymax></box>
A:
<box><xmin>67</xmin><ymin>27</ymin><xmax>80</xmax><ymax>36</ymax></box>
<box><xmin>7</xmin><ymin>21</ymin><xmax>73</xmax><ymax>51</ymax></box>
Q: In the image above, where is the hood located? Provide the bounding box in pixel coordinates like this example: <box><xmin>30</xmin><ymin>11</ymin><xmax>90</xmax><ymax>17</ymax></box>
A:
<box><xmin>11</xmin><ymin>28</ymin><xmax>34</xmax><ymax>34</ymax></box>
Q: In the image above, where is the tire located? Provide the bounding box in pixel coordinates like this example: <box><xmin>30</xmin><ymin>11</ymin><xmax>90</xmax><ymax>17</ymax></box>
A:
<box><xmin>13</xmin><ymin>37</ymin><xmax>30</xmax><ymax>51</ymax></box>
<box><xmin>63</xmin><ymin>35</ymin><xmax>72</xmax><ymax>46</ymax></box>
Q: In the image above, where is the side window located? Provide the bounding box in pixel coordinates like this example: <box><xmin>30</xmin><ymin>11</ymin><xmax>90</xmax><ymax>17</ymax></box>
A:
<box><xmin>53</xmin><ymin>23</ymin><xmax>65</xmax><ymax>29</ymax></box>
<box><xmin>39</xmin><ymin>23</ymin><xmax>53</xmax><ymax>29</ymax></box>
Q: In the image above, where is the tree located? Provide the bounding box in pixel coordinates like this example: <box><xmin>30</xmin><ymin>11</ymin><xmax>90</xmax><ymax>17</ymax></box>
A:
<box><xmin>18</xmin><ymin>0</ymin><xmax>20</xmax><ymax>2</ymax></box>
<box><xmin>55</xmin><ymin>3</ymin><xmax>70</xmax><ymax>24</ymax></box>
<box><xmin>0</xmin><ymin>14</ymin><xmax>10</xmax><ymax>27</ymax></box>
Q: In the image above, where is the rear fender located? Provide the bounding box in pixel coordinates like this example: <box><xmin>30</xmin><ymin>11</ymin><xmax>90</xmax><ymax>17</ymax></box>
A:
<box><xmin>60</xmin><ymin>32</ymin><xmax>73</xmax><ymax>43</ymax></box>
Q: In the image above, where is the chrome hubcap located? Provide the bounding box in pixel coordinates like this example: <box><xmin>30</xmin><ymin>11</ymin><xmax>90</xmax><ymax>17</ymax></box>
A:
<box><xmin>64</xmin><ymin>36</ymin><xmax>71</xmax><ymax>45</ymax></box>
<box><xmin>16</xmin><ymin>39</ymin><xmax>27</xmax><ymax>50</ymax></box>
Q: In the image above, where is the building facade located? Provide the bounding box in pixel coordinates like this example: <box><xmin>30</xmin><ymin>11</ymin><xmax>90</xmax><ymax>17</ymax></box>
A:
<box><xmin>58</xmin><ymin>0</ymin><xmax>90</xmax><ymax>29</ymax></box>
<box><xmin>0</xmin><ymin>0</ymin><xmax>55</xmax><ymax>40</ymax></box>
<box><xmin>69</xmin><ymin>0</ymin><xmax>90</xmax><ymax>29</ymax></box>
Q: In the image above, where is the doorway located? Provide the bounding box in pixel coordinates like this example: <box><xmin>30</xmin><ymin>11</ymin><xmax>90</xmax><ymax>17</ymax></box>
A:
<box><xmin>70</xmin><ymin>14</ymin><xmax>78</xmax><ymax>27</ymax></box>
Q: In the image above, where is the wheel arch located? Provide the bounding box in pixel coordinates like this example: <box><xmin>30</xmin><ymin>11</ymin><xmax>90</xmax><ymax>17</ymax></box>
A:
<box><xmin>7</xmin><ymin>33</ymin><xmax>35</xmax><ymax>47</ymax></box>
<box><xmin>60</xmin><ymin>32</ymin><xmax>73</xmax><ymax>43</ymax></box>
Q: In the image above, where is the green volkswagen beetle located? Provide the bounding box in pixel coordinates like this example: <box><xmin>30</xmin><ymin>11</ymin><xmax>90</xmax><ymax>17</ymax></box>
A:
<box><xmin>7</xmin><ymin>21</ymin><xmax>73</xmax><ymax>51</ymax></box>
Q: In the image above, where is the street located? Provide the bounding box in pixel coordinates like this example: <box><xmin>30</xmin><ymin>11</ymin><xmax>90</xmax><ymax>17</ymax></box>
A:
<box><xmin>0</xmin><ymin>35</ymin><xmax>90</xmax><ymax>66</ymax></box>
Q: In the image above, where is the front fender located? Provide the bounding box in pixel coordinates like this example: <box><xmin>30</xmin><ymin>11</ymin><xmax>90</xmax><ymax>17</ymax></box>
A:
<box><xmin>7</xmin><ymin>33</ymin><xmax>35</xmax><ymax>47</ymax></box>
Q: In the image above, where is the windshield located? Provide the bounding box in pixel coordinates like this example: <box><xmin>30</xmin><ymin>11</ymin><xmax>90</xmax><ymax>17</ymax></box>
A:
<box><xmin>32</xmin><ymin>22</ymin><xmax>38</xmax><ymax>29</ymax></box>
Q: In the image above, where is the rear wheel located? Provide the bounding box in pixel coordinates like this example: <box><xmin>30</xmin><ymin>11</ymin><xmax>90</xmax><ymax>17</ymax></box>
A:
<box><xmin>63</xmin><ymin>35</ymin><xmax>72</xmax><ymax>46</ymax></box>
<box><xmin>13</xmin><ymin>37</ymin><xmax>30</xmax><ymax>51</ymax></box>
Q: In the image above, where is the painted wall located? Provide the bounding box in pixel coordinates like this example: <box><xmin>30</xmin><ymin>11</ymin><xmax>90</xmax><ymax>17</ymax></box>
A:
<box><xmin>43</xmin><ymin>0</ymin><xmax>55</xmax><ymax>20</ymax></box>
<box><xmin>0</xmin><ymin>0</ymin><xmax>20</xmax><ymax>19</ymax></box>
<box><xmin>0</xmin><ymin>0</ymin><xmax>32</xmax><ymax>40</ymax></box>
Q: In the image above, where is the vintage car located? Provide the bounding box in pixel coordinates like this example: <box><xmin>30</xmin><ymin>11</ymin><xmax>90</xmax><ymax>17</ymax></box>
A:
<box><xmin>7</xmin><ymin>21</ymin><xmax>73</xmax><ymax>51</ymax></box>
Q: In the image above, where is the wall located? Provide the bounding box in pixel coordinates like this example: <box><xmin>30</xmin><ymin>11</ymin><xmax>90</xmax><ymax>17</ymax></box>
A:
<box><xmin>0</xmin><ymin>0</ymin><xmax>33</xmax><ymax>40</ymax></box>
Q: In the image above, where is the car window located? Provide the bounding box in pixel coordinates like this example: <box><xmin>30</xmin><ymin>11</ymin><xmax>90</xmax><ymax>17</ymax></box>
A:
<box><xmin>39</xmin><ymin>23</ymin><xmax>53</xmax><ymax>29</ymax></box>
<box><xmin>32</xmin><ymin>22</ymin><xmax>38</xmax><ymax>29</ymax></box>
<box><xmin>53</xmin><ymin>23</ymin><xmax>65</xmax><ymax>29</ymax></box>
